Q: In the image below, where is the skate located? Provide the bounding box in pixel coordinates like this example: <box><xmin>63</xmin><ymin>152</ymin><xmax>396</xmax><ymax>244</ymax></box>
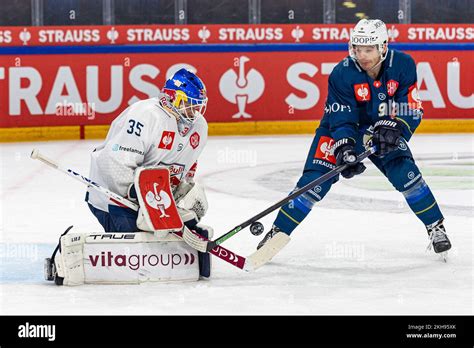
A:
<box><xmin>426</xmin><ymin>219</ymin><xmax>451</xmax><ymax>261</ymax></box>
<box><xmin>257</xmin><ymin>225</ymin><xmax>281</xmax><ymax>250</ymax></box>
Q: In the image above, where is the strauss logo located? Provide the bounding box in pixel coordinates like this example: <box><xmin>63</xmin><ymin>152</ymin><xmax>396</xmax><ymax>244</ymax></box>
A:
<box><xmin>107</xmin><ymin>27</ymin><xmax>119</xmax><ymax>44</ymax></box>
<box><xmin>219</xmin><ymin>56</ymin><xmax>265</xmax><ymax>119</ymax></box>
<box><xmin>291</xmin><ymin>26</ymin><xmax>304</xmax><ymax>42</ymax></box>
<box><xmin>320</xmin><ymin>140</ymin><xmax>335</xmax><ymax>160</ymax></box>
<box><xmin>19</xmin><ymin>28</ymin><xmax>31</xmax><ymax>45</ymax></box>
<box><xmin>357</xmin><ymin>86</ymin><xmax>369</xmax><ymax>101</ymax></box>
<box><xmin>198</xmin><ymin>26</ymin><xmax>211</xmax><ymax>43</ymax></box>
<box><xmin>145</xmin><ymin>181</ymin><xmax>172</xmax><ymax>218</ymax></box>
<box><xmin>162</xmin><ymin>134</ymin><xmax>173</xmax><ymax>147</ymax></box>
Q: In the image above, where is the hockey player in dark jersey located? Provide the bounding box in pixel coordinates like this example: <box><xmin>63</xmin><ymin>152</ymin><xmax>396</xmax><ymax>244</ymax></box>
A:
<box><xmin>258</xmin><ymin>19</ymin><xmax>452</xmax><ymax>258</ymax></box>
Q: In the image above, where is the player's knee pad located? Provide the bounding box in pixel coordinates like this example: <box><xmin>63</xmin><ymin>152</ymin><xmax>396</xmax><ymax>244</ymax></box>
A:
<box><xmin>383</xmin><ymin>156</ymin><xmax>422</xmax><ymax>193</ymax></box>
<box><xmin>401</xmin><ymin>176</ymin><xmax>432</xmax><ymax>205</ymax></box>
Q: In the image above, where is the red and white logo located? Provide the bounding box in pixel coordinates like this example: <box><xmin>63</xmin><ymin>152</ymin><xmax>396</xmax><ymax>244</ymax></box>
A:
<box><xmin>408</xmin><ymin>83</ymin><xmax>423</xmax><ymax>110</ymax></box>
<box><xmin>145</xmin><ymin>181</ymin><xmax>172</xmax><ymax>218</ymax></box>
<box><xmin>158</xmin><ymin>131</ymin><xmax>175</xmax><ymax>150</ymax></box>
<box><xmin>373</xmin><ymin>80</ymin><xmax>382</xmax><ymax>88</ymax></box>
<box><xmin>19</xmin><ymin>28</ymin><xmax>31</xmax><ymax>45</ymax></box>
<box><xmin>198</xmin><ymin>26</ymin><xmax>211</xmax><ymax>43</ymax></box>
<box><xmin>387</xmin><ymin>79</ymin><xmax>399</xmax><ymax>96</ymax></box>
<box><xmin>219</xmin><ymin>56</ymin><xmax>265</xmax><ymax>119</ymax></box>
<box><xmin>314</xmin><ymin>136</ymin><xmax>336</xmax><ymax>164</ymax></box>
<box><xmin>186</xmin><ymin>162</ymin><xmax>198</xmax><ymax>179</ymax></box>
<box><xmin>189</xmin><ymin>132</ymin><xmax>200</xmax><ymax>149</ymax></box>
<box><xmin>291</xmin><ymin>26</ymin><xmax>304</xmax><ymax>42</ymax></box>
<box><xmin>354</xmin><ymin>83</ymin><xmax>371</xmax><ymax>102</ymax></box>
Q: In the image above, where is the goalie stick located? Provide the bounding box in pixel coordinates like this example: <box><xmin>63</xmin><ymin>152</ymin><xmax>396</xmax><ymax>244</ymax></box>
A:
<box><xmin>183</xmin><ymin>146</ymin><xmax>377</xmax><ymax>253</ymax></box>
<box><xmin>30</xmin><ymin>149</ymin><xmax>251</xmax><ymax>271</ymax></box>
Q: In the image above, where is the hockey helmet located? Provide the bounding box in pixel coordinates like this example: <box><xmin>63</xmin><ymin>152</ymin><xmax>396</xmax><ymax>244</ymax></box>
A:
<box><xmin>349</xmin><ymin>19</ymin><xmax>389</xmax><ymax>63</ymax></box>
<box><xmin>162</xmin><ymin>68</ymin><xmax>208</xmax><ymax>122</ymax></box>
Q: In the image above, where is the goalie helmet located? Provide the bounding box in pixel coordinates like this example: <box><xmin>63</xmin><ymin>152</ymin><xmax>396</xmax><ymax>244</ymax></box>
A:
<box><xmin>349</xmin><ymin>19</ymin><xmax>389</xmax><ymax>64</ymax></box>
<box><xmin>162</xmin><ymin>68</ymin><xmax>208</xmax><ymax>123</ymax></box>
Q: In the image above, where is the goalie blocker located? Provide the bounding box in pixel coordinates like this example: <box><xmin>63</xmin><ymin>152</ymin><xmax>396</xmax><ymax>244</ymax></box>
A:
<box><xmin>45</xmin><ymin>227</ymin><xmax>200</xmax><ymax>285</ymax></box>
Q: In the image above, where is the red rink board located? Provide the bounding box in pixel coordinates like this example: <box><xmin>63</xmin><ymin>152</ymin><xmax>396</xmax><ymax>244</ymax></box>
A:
<box><xmin>0</xmin><ymin>50</ymin><xmax>472</xmax><ymax>128</ymax></box>
<box><xmin>0</xmin><ymin>24</ymin><xmax>472</xmax><ymax>46</ymax></box>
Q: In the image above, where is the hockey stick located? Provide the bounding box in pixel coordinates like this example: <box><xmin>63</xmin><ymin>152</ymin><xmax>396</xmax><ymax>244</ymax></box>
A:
<box><xmin>183</xmin><ymin>146</ymin><xmax>377</xmax><ymax>253</ymax></box>
<box><xmin>30</xmin><ymin>149</ymin><xmax>249</xmax><ymax>271</ymax></box>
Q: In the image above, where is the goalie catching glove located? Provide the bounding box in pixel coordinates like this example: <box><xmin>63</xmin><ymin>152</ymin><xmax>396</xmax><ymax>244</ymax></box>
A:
<box><xmin>174</xmin><ymin>180</ymin><xmax>208</xmax><ymax>226</ymax></box>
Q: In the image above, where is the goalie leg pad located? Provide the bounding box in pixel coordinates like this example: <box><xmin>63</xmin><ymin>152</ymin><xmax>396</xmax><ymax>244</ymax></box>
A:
<box><xmin>53</xmin><ymin>231</ymin><xmax>200</xmax><ymax>285</ymax></box>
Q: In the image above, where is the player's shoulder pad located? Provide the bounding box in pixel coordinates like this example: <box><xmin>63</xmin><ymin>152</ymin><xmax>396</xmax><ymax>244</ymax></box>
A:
<box><xmin>194</xmin><ymin>114</ymin><xmax>208</xmax><ymax>131</ymax></box>
<box><xmin>129</xmin><ymin>97</ymin><xmax>173</xmax><ymax>123</ymax></box>
<box><xmin>328</xmin><ymin>56</ymin><xmax>361</xmax><ymax>87</ymax></box>
<box><xmin>192</xmin><ymin>116</ymin><xmax>209</xmax><ymax>143</ymax></box>
<box><xmin>389</xmin><ymin>49</ymin><xmax>416</xmax><ymax>70</ymax></box>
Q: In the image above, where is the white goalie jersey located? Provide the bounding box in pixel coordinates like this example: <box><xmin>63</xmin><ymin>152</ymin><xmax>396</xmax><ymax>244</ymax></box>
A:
<box><xmin>86</xmin><ymin>97</ymin><xmax>208</xmax><ymax>213</ymax></box>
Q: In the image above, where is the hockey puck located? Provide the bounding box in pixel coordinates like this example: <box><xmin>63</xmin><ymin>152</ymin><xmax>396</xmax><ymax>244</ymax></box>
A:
<box><xmin>250</xmin><ymin>222</ymin><xmax>264</xmax><ymax>236</ymax></box>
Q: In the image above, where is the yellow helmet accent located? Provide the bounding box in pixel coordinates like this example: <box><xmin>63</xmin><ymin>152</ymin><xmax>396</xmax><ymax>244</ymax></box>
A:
<box><xmin>173</xmin><ymin>90</ymin><xmax>188</xmax><ymax>108</ymax></box>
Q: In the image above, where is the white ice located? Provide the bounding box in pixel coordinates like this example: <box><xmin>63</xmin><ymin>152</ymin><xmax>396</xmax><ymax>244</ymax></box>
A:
<box><xmin>0</xmin><ymin>134</ymin><xmax>473</xmax><ymax>315</ymax></box>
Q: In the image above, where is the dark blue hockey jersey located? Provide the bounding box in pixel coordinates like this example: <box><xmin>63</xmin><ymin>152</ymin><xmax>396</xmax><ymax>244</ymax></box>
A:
<box><xmin>320</xmin><ymin>49</ymin><xmax>423</xmax><ymax>143</ymax></box>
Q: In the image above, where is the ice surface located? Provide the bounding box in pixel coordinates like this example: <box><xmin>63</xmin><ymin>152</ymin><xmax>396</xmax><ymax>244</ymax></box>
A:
<box><xmin>0</xmin><ymin>134</ymin><xmax>472</xmax><ymax>314</ymax></box>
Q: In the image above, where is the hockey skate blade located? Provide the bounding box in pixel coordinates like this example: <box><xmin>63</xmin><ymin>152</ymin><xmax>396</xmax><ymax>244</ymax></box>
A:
<box><xmin>245</xmin><ymin>233</ymin><xmax>290</xmax><ymax>271</ymax></box>
<box><xmin>440</xmin><ymin>251</ymin><xmax>448</xmax><ymax>263</ymax></box>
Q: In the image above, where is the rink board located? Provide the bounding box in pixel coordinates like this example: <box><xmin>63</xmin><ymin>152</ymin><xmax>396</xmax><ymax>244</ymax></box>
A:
<box><xmin>0</xmin><ymin>24</ymin><xmax>472</xmax><ymax>142</ymax></box>
<box><xmin>1</xmin><ymin>118</ymin><xmax>473</xmax><ymax>142</ymax></box>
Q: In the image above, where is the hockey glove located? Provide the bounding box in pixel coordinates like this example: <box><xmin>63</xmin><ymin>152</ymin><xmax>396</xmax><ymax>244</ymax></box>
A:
<box><xmin>334</xmin><ymin>138</ymin><xmax>366</xmax><ymax>179</ymax></box>
<box><xmin>372</xmin><ymin>118</ymin><xmax>402</xmax><ymax>157</ymax></box>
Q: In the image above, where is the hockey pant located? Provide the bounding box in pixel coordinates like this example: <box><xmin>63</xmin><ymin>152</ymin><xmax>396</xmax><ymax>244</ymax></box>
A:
<box><xmin>273</xmin><ymin>126</ymin><xmax>444</xmax><ymax>235</ymax></box>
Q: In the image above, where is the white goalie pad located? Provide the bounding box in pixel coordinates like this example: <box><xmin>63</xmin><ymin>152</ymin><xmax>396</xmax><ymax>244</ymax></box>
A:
<box><xmin>55</xmin><ymin>232</ymin><xmax>199</xmax><ymax>286</ymax></box>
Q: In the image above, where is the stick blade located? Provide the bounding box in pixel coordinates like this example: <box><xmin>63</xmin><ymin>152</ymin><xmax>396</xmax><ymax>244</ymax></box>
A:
<box><xmin>182</xmin><ymin>227</ymin><xmax>208</xmax><ymax>252</ymax></box>
<box><xmin>30</xmin><ymin>148</ymin><xmax>39</xmax><ymax>159</ymax></box>
<box><xmin>244</xmin><ymin>232</ymin><xmax>290</xmax><ymax>271</ymax></box>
